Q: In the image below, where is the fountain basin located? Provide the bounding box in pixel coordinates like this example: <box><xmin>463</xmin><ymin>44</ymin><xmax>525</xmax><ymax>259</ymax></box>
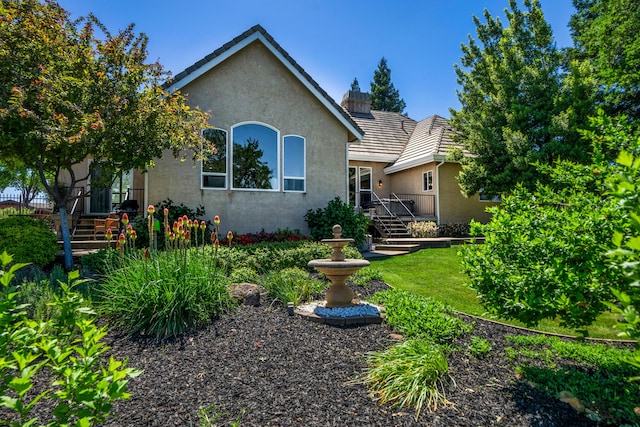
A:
<box><xmin>308</xmin><ymin>258</ymin><xmax>370</xmax><ymax>308</ymax></box>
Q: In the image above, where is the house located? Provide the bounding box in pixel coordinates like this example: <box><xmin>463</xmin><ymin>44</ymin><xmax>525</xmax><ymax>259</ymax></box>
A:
<box><xmin>68</xmin><ymin>25</ymin><xmax>363</xmax><ymax>235</ymax></box>
<box><xmin>65</xmin><ymin>25</ymin><xmax>495</xmax><ymax>238</ymax></box>
<box><xmin>342</xmin><ymin>88</ymin><xmax>499</xmax><ymax>228</ymax></box>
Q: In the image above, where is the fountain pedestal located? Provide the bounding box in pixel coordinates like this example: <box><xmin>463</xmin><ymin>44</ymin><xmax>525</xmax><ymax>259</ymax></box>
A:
<box><xmin>307</xmin><ymin>225</ymin><xmax>370</xmax><ymax>308</ymax></box>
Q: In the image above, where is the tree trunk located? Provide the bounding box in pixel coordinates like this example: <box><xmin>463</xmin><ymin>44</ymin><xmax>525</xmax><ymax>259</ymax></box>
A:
<box><xmin>58</xmin><ymin>205</ymin><xmax>74</xmax><ymax>271</ymax></box>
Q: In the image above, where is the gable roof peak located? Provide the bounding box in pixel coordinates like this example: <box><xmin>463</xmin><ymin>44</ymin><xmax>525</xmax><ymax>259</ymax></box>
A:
<box><xmin>164</xmin><ymin>25</ymin><xmax>363</xmax><ymax>142</ymax></box>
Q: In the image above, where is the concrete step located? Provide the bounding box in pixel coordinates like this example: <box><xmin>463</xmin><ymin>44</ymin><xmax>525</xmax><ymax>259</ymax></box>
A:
<box><xmin>373</xmin><ymin>243</ymin><xmax>421</xmax><ymax>253</ymax></box>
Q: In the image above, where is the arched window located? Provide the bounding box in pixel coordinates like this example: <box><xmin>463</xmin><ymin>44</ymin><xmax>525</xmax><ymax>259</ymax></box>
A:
<box><xmin>283</xmin><ymin>135</ymin><xmax>305</xmax><ymax>192</ymax></box>
<box><xmin>202</xmin><ymin>128</ymin><xmax>228</xmax><ymax>189</ymax></box>
<box><xmin>231</xmin><ymin>123</ymin><xmax>279</xmax><ymax>190</ymax></box>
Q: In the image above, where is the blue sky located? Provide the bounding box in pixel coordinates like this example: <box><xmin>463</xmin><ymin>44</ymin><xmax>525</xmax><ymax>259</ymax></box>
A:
<box><xmin>62</xmin><ymin>0</ymin><xmax>574</xmax><ymax>120</ymax></box>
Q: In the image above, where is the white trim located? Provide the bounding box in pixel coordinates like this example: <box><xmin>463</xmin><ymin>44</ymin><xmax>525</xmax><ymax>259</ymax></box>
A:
<box><xmin>283</xmin><ymin>134</ymin><xmax>306</xmax><ymax>193</ymax></box>
<box><xmin>435</xmin><ymin>159</ymin><xmax>445</xmax><ymax>225</ymax></box>
<box><xmin>166</xmin><ymin>31</ymin><xmax>363</xmax><ymax>143</ymax></box>
<box><xmin>422</xmin><ymin>170</ymin><xmax>434</xmax><ymax>192</ymax></box>
<box><xmin>230</xmin><ymin>121</ymin><xmax>281</xmax><ymax>191</ymax></box>
<box><xmin>201</xmin><ymin>127</ymin><xmax>229</xmax><ymax>190</ymax></box>
<box><xmin>349</xmin><ymin>152</ymin><xmax>399</xmax><ymax>163</ymax></box>
<box><xmin>384</xmin><ymin>153</ymin><xmax>450</xmax><ymax>174</ymax></box>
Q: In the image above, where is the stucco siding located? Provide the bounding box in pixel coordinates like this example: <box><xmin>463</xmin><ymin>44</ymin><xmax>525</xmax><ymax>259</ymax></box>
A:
<box><xmin>438</xmin><ymin>163</ymin><xmax>497</xmax><ymax>224</ymax></box>
<box><xmin>147</xmin><ymin>40</ymin><xmax>350</xmax><ymax>234</ymax></box>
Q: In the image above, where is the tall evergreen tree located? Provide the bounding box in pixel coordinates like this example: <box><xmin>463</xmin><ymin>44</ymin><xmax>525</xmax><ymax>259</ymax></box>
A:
<box><xmin>569</xmin><ymin>0</ymin><xmax>640</xmax><ymax>123</ymax></box>
<box><xmin>370</xmin><ymin>57</ymin><xmax>406</xmax><ymax>113</ymax></box>
<box><xmin>450</xmin><ymin>0</ymin><xmax>594</xmax><ymax>198</ymax></box>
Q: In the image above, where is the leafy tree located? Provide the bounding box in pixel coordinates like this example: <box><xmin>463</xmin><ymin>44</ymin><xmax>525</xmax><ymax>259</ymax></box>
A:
<box><xmin>232</xmin><ymin>138</ymin><xmax>273</xmax><ymax>189</ymax></box>
<box><xmin>459</xmin><ymin>113</ymin><xmax>630</xmax><ymax>331</ymax></box>
<box><xmin>0</xmin><ymin>161</ymin><xmax>49</xmax><ymax>204</ymax></box>
<box><xmin>450</xmin><ymin>0</ymin><xmax>595</xmax><ymax>198</ymax></box>
<box><xmin>569</xmin><ymin>0</ymin><xmax>640</xmax><ymax>124</ymax></box>
<box><xmin>370</xmin><ymin>57</ymin><xmax>406</xmax><ymax>113</ymax></box>
<box><xmin>0</xmin><ymin>0</ymin><xmax>209</xmax><ymax>269</ymax></box>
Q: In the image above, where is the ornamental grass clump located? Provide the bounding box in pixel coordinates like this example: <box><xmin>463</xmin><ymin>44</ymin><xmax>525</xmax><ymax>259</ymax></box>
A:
<box><xmin>98</xmin><ymin>249</ymin><xmax>235</xmax><ymax>340</ymax></box>
<box><xmin>407</xmin><ymin>221</ymin><xmax>438</xmax><ymax>238</ymax></box>
<box><xmin>356</xmin><ymin>339</ymin><xmax>452</xmax><ymax>417</ymax></box>
<box><xmin>261</xmin><ymin>267</ymin><xmax>325</xmax><ymax>305</ymax></box>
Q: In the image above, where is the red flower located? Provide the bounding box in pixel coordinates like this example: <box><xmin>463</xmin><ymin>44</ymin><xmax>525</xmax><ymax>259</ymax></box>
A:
<box><xmin>121</xmin><ymin>213</ymin><xmax>129</xmax><ymax>226</ymax></box>
<box><xmin>214</xmin><ymin>215</ymin><xmax>220</xmax><ymax>225</ymax></box>
<box><xmin>147</xmin><ymin>204</ymin><xmax>155</xmax><ymax>214</ymax></box>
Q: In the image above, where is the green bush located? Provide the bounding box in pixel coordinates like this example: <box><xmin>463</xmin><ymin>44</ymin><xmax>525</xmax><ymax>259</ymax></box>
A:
<box><xmin>0</xmin><ymin>252</ymin><xmax>139</xmax><ymax>426</ymax></box>
<box><xmin>437</xmin><ymin>223</ymin><xmax>470</xmax><ymax>238</ymax></box>
<box><xmin>97</xmin><ymin>249</ymin><xmax>235</xmax><ymax>340</ymax></box>
<box><xmin>0</xmin><ymin>206</ymin><xmax>34</xmax><ymax>219</ymax></box>
<box><xmin>80</xmin><ymin>247</ymin><xmax>122</xmax><ymax>274</ymax></box>
<box><xmin>304</xmin><ymin>197</ymin><xmax>369</xmax><ymax>247</ymax></box>
<box><xmin>370</xmin><ymin>289</ymin><xmax>471</xmax><ymax>345</ymax></box>
<box><xmin>223</xmin><ymin>241</ymin><xmax>362</xmax><ymax>274</ymax></box>
<box><xmin>460</xmin><ymin>176</ymin><xmax>624</xmax><ymax>330</ymax></box>
<box><xmin>261</xmin><ymin>267</ymin><xmax>325</xmax><ymax>305</ymax></box>
<box><xmin>0</xmin><ymin>215</ymin><xmax>58</xmax><ymax>267</ymax></box>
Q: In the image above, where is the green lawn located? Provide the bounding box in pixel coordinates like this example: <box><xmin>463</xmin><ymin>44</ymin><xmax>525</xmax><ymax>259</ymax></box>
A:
<box><xmin>369</xmin><ymin>247</ymin><xmax>624</xmax><ymax>339</ymax></box>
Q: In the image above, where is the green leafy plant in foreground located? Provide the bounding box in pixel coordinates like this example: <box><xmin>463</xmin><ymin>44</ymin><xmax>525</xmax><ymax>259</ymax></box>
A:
<box><xmin>97</xmin><ymin>248</ymin><xmax>235</xmax><ymax>340</ymax></box>
<box><xmin>355</xmin><ymin>339</ymin><xmax>452</xmax><ymax>417</ymax></box>
<box><xmin>369</xmin><ymin>289</ymin><xmax>471</xmax><ymax>344</ymax></box>
<box><xmin>505</xmin><ymin>334</ymin><xmax>638</xmax><ymax>425</ymax></box>
<box><xmin>0</xmin><ymin>251</ymin><xmax>140</xmax><ymax>426</ymax></box>
<box><xmin>467</xmin><ymin>336</ymin><xmax>492</xmax><ymax>359</ymax></box>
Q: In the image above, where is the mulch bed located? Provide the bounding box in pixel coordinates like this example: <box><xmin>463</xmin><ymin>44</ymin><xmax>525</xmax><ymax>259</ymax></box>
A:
<box><xmin>98</xmin><ymin>281</ymin><xmax>599</xmax><ymax>427</ymax></box>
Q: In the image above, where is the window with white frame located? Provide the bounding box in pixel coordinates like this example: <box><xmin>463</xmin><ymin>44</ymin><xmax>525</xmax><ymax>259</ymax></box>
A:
<box><xmin>232</xmin><ymin>123</ymin><xmax>279</xmax><ymax>190</ymax></box>
<box><xmin>422</xmin><ymin>170</ymin><xmax>433</xmax><ymax>191</ymax></box>
<box><xmin>202</xmin><ymin>128</ymin><xmax>227</xmax><ymax>189</ymax></box>
<box><xmin>283</xmin><ymin>135</ymin><xmax>305</xmax><ymax>191</ymax></box>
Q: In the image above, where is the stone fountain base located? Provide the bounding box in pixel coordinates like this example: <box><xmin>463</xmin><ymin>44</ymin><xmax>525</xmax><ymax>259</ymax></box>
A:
<box><xmin>294</xmin><ymin>301</ymin><xmax>385</xmax><ymax>326</ymax></box>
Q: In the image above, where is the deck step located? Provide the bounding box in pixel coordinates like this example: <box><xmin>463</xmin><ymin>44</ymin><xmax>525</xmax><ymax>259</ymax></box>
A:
<box><xmin>373</xmin><ymin>243</ymin><xmax>420</xmax><ymax>253</ymax></box>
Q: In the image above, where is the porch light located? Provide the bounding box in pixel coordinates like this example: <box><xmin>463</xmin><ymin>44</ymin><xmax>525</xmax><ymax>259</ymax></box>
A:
<box><xmin>378</xmin><ymin>180</ymin><xmax>383</xmax><ymax>188</ymax></box>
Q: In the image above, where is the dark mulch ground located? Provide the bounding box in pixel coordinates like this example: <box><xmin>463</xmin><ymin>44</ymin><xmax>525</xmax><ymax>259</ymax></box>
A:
<box><xmin>98</xmin><ymin>281</ymin><xmax>600</xmax><ymax>427</ymax></box>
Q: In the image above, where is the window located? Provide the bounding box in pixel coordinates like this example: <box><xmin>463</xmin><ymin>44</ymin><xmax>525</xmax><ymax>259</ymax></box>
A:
<box><xmin>423</xmin><ymin>170</ymin><xmax>433</xmax><ymax>191</ymax></box>
<box><xmin>202</xmin><ymin>128</ymin><xmax>227</xmax><ymax>189</ymax></box>
<box><xmin>283</xmin><ymin>135</ymin><xmax>305</xmax><ymax>191</ymax></box>
<box><xmin>232</xmin><ymin>123</ymin><xmax>279</xmax><ymax>190</ymax></box>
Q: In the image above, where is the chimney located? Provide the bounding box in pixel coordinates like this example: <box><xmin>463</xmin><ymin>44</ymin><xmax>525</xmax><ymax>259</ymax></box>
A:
<box><xmin>341</xmin><ymin>89</ymin><xmax>371</xmax><ymax>115</ymax></box>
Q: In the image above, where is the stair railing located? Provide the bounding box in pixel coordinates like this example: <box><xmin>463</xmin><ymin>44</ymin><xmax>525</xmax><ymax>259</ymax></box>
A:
<box><xmin>389</xmin><ymin>193</ymin><xmax>416</xmax><ymax>221</ymax></box>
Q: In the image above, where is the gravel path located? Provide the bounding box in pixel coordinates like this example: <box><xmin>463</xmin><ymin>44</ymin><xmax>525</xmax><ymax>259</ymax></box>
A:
<box><xmin>99</xmin><ymin>282</ymin><xmax>597</xmax><ymax>427</ymax></box>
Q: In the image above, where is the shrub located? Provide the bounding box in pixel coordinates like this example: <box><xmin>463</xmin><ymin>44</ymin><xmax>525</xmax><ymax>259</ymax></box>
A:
<box><xmin>223</xmin><ymin>241</ymin><xmax>362</xmax><ymax>274</ymax></box>
<box><xmin>437</xmin><ymin>223</ymin><xmax>471</xmax><ymax>238</ymax></box>
<box><xmin>356</xmin><ymin>339</ymin><xmax>452</xmax><ymax>416</ymax></box>
<box><xmin>0</xmin><ymin>206</ymin><xmax>34</xmax><ymax>219</ymax></box>
<box><xmin>0</xmin><ymin>252</ymin><xmax>140</xmax><ymax>426</ymax></box>
<box><xmin>351</xmin><ymin>267</ymin><xmax>384</xmax><ymax>286</ymax></box>
<box><xmin>460</xmin><ymin>178</ymin><xmax>624</xmax><ymax>330</ymax></box>
<box><xmin>229</xmin><ymin>267</ymin><xmax>259</xmax><ymax>284</ymax></box>
<box><xmin>0</xmin><ymin>215</ymin><xmax>58</xmax><ymax>267</ymax></box>
<box><xmin>261</xmin><ymin>267</ymin><xmax>325</xmax><ymax>305</ymax></box>
<box><xmin>369</xmin><ymin>289</ymin><xmax>471</xmax><ymax>345</ymax></box>
<box><xmin>407</xmin><ymin>221</ymin><xmax>438</xmax><ymax>238</ymax></box>
<box><xmin>97</xmin><ymin>249</ymin><xmax>235</xmax><ymax>340</ymax></box>
<box><xmin>304</xmin><ymin>197</ymin><xmax>369</xmax><ymax>247</ymax></box>
<box><xmin>233</xmin><ymin>228</ymin><xmax>311</xmax><ymax>246</ymax></box>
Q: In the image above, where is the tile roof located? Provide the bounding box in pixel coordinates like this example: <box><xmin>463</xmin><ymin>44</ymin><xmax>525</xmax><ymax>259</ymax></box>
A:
<box><xmin>348</xmin><ymin>110</ymin><xmax>464</xmax><ymax>173</ymax></box>
<box><xmin>164</xmin><ymin>25</ymin><xmax>364</xmax><ymax>142</ymax></box>
<box><xmin>348</xmin><ymin>111</ymin><xmax>417</xmax><ymax>162</ymax></box>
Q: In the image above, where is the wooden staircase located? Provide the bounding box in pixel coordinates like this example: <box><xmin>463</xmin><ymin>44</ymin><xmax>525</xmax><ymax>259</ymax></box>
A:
<box><xmin>57</xmin><ymin>215</ymin><xmax>113</xmax><ymax>255</ymax></box>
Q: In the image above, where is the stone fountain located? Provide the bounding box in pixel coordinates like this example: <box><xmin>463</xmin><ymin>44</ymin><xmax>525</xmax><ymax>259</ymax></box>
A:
<box><xmin>307</xmin><ymin>224</ymin><xmax>371</xmax><ymax>308</ymax></box>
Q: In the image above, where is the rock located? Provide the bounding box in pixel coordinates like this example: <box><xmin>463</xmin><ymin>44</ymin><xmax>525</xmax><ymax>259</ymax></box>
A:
<box><xmin>228</xmin><ymin>283</ymin><xmax>261</xmax><ymax>306</ymax></box>
<box><xmin>559</xmin><ymin>396</ymin><xmax>585</xmax><ymax>413</ymax></box>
